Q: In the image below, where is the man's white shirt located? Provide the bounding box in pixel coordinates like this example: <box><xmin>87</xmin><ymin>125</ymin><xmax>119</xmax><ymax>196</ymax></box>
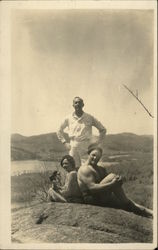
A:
<box><xmin>57</xmin><ymin>112</ymin><xmax>106</xmax><ymax>144</ymax></box>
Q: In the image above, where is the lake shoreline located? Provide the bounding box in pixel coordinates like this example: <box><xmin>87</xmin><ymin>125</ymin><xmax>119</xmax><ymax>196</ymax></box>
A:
<box><xmin>11</xmin><ymin>159</ymin><xmax>120</xmax><ymax>176</ymax></box>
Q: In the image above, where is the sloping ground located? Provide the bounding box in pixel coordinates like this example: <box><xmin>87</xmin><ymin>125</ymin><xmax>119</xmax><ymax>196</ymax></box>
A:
<box><xmin>11</xmin><ymin>202</ymin><xmax>153</xmax><ymax>243</ymax></box>
<box><xmin>11</xmin><ymin>132</ymin><xmax>153</xmax><ymax>161</ymax></box>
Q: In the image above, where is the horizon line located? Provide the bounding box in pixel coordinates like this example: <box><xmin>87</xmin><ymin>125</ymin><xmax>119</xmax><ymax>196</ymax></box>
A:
<box><xmin>11</xmin><ymin>131</ymin><xmax>153</xmax><ymax>137</ymax></box>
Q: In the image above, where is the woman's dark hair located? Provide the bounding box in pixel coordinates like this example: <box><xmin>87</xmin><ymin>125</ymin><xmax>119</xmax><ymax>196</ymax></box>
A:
<box><xmin>87</xmin><ymin>144</ymin><xmax>103</xmax><ymax>155</ymax></box>
<box><xmin>60</xmin><ymin>155</ymin><xmax>76</xmax><ymax>168</ymax></box>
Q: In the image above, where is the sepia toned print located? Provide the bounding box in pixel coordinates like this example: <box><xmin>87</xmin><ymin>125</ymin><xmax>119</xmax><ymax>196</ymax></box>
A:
<box><xmin>0</xmin><ymin>1</ymin><xmax>157</xmax><ymax>249</ymax></box>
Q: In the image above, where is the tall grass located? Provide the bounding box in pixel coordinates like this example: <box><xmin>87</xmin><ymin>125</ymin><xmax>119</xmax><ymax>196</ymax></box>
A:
<box><xmin>11</xmin><ymin>163</ymin><xmax>67</xmax><ymax>204</ymax></box>
<box><xmin>11</xmin><ymin>152</ymin><xmax>153</xmax><ymax>209</ymax></box>
<box><xmin>106</xmin><ymin>152</ymin><xmax>153</xmax><ymax>208</ymax></box>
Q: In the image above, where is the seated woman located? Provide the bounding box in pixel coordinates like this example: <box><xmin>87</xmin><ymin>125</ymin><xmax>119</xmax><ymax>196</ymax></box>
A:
<box><xmin>48</xmin><ymin>155</ymin><xmax>83</xmax><ymax>203</ymax></box>
<box><xmin>77</xmin><ymin>145</ymin><xmax>153</xmax><ymax>218</ymax></box>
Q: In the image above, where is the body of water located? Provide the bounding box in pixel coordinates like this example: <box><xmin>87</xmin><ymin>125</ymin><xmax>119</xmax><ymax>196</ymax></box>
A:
<box><xmin>11</xmin><ymin>160</ymin><xmax>119</xmax><ymax>176</ymax></box>
<box><xmin>108</xmin><ymin>155</ymin><xmax>130</xmax><ymax>159</ymax></box>
<box><xmin>11</xmin><ymin>160</ymin><xmax>60</xmax><ymax>176</ymax></box>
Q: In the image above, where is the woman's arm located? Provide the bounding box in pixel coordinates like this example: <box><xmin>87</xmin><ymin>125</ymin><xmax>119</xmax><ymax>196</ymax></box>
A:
<box><xmin>60</xmin><ymin>172</ymin><xmax>77</xmax><ymax>196</ymax></box>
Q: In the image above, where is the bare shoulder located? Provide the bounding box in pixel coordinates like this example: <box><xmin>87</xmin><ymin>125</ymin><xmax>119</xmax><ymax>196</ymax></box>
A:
<box><xmin>68</xmin><ymin>171</ymin><xmax>77</xmax><ymax>177</ymax></box>
<box><xmin>78</xmin><ymin>165</ymin><xmax>92</xmax><ymax>176</ymax></box>
<box><xmin>69</xmin><ymin>170</ymin><xmax>77</xmax><ymax>174</ymax></box>
<box><xmin>66</xmin><ymin>171</ymin><xmax>77</xmax><ymax>180</ymax></box>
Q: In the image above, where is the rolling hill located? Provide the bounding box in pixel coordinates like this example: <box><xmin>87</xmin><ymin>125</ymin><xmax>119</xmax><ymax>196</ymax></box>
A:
<box><xmin>11</xmin><ymin>132</ymin><xmax>153</xmax><ymax>161</ymax></box>
<box><xmin>11</xmin><ymin>132</ymin><xmax>154</xmax><ymax>244</ymax></box>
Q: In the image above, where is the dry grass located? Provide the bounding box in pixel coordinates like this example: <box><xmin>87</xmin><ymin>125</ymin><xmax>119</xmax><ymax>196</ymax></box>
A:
<box><xmin>11</xmin><ymin>151</ymin><xmax>153</xmax><ymax>243</ymax></box>
<box><xmin>11</xmin><ymin>152</ymin><xmax>153</xmax><ymax>209</ymax></box>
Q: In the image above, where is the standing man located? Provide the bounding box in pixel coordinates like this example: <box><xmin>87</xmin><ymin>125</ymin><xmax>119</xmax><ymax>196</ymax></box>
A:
<box><xmin>57</xmin><ymin>97</ymin><xmax>106</xmax><ymax>169</ymax></box>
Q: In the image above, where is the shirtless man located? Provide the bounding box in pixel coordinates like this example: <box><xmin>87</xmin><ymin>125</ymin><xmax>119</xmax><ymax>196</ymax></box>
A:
<box><xmin>77</xmin><ymin>145</ymin><xmax>153</xmax><ymax>218</ymax></box>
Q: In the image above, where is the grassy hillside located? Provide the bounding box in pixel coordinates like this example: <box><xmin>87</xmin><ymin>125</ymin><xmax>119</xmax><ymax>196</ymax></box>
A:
<box><xmin>11</xmin><ymin>132</ymin><xmax>68</xmax><ymax>161</ymax></box>
<box><xmin>11</xmin><ymin>132</ymin><xmax>153</xmax><ymax>161</ymax></box>
<box><xmin>11</xmin><ymin>152</ymin><xmax>153</xmax><ymax>208</ymax></box>
<box><xmin>11</xmin><ymin>133</ymin><xmax>154</xmax><ymax>243</ymax></box>
<box><xmin>102</xmin><ymin>133</ymin><xmax>153</xmax><ymax>153</ymax></box>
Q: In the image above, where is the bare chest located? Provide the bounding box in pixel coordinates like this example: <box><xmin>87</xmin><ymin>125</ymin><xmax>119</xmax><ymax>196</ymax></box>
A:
<box><xmin>90</xmin><ymin>167</ymin><xmax>103</xmax><ymax>183</ymax></box>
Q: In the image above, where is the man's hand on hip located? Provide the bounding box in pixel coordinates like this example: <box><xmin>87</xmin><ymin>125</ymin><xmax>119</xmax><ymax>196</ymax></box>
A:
<box><xmin>93</xmin><ymin>137</ymin><xmax>104</xmax><ymax>146</ymax></box>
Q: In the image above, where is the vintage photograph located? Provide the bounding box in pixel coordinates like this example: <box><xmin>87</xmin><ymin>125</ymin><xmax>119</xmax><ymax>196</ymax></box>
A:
<box><xmin>0</xmin><ymin>1</ymin><xmax>157</xmax><ymax>249</ymax></box>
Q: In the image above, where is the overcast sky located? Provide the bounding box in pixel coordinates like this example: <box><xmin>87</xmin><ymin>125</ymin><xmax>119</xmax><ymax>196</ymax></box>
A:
<box><xmin>11</xmin><ymin>9</ymin><xmax>154</xmax><ymax>136</ymax></box>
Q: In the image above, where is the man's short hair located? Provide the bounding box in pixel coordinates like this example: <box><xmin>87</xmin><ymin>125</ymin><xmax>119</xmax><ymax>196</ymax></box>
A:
<box><xmin>87</xmin><ymin>144</ymin><xmax>103</xmax><ymax>155</ymax></box>
<box><xmin>73</xmin><ymin>96</ymin><xmax>84</xmax><ymax>105</ymax></box>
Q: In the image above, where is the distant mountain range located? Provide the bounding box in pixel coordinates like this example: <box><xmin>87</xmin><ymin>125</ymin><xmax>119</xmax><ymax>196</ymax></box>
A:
<box><xmin>11</xmin><ymin>132</ymin><xmax>153</xmax><ymax>161</ymax></box>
